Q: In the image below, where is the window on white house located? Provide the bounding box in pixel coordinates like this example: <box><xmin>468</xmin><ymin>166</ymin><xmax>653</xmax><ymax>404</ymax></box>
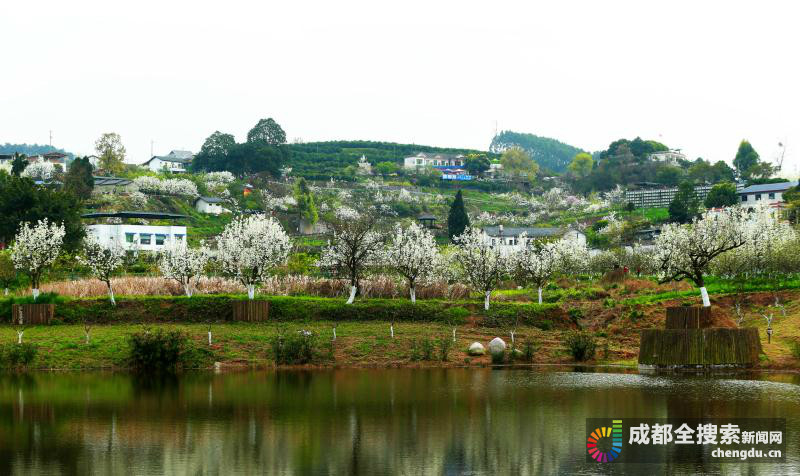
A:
<box><xmin>741</xmin><ymin>194</ymin><xmax>747</xmax><ymax>202</ymax></box>
<box><xmin>155</xmin><ymin>234</ymin><xmax>166</xmax><ymax>245</ymax></box>
<box><xmin>125</xmin><ymin>233</ymin><xmax>135</xmax><ymax>243</ymax></box>
<box><xmin>755</xmin><ymin>194</ymin><xmax>762</xmax><ymax>201</ymax></box>
<box><xmin>769</xmin><ymin>192</ymin><xmax>775</xmax><ymax>199</ymax></box>
<box><xmin>140</xmin><ymin>234</ymin><xmax>152</xmax><ymax>245</ymax></box>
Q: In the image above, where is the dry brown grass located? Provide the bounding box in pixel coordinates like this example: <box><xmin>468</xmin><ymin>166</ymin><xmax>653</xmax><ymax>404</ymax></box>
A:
<box><xmin>37</xmin><ymin>275</ymin><xmax>472</xmax><ymax>299</ymax></box>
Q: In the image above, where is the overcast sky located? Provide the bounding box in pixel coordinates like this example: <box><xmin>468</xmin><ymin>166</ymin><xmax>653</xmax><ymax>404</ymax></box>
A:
<box><xmin>1</xmin><ymin>1</ymin><xmax>798</xmax><ymax>174</ymax></box>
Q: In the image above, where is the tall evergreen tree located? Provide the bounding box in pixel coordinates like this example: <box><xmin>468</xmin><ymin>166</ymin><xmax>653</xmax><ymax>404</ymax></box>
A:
<box><xmin>668</xmin><ymin>181</ymin><xmax>700</xmax><ymax>224</ymax></box>
<box><xmin>64</xmin><ymin>156</ymin><xmax>95</xmax><ymax>200</ymax></box>
<box><xmin>11</xmin><ymin>153</ymin><xmax>27</xmax><ymax>176</ymax></box>
<box><xmin>448</xmin><ymin>190</ymin><xmax>470</xmax><ymax>241</ymax></box>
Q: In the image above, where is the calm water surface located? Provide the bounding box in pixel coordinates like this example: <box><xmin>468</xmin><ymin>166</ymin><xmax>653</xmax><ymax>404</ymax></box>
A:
<box><xmin>1</xmin><ymin>367</ymin><xmax>799</xmax><ymax>475</ymax></box>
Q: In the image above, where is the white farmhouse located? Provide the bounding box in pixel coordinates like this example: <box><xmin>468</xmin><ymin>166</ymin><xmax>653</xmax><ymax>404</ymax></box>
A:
<box><xmin>194</xmin><ymin>196</ymin><xmax>227</xmax><ymax>215</ymax></box>
<box><xmin>481</xmin><ymin>225</ymin><xmax>586</xmax><ymax>249</ymax></box>
<box><xmin>648</xmin><ymin>149</ymin><xmax>686</xmax><ymax>167</ymax></box>
<box><xmin>403</xmin><ymin>152</ymin><xmax>466</xmax><ymax>170</ymax></box>
<box><xmin>83</xmin><ymin>211</ymin><xmax>187</xmax><ymax>251</ymax></box>
<box><xmin>141</xmin><ymin>150</ymin><xmax>193</xmax><ymax>174</ymax></box>
<box><xmin>739</xmin><ymin>181</ymin><xmax>797</xmax><ymax>208</ymax></box>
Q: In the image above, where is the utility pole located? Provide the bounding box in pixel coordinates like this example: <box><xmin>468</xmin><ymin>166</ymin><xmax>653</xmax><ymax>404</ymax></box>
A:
<box><xmin>49</xmin><ymin>130</ymin><xmax>52</xmax><ymax>147</ymax></box>
<box><xmin>150</xmin><ymin>140</ymin><xmax>154</xmax><ymax>157</ymax></box>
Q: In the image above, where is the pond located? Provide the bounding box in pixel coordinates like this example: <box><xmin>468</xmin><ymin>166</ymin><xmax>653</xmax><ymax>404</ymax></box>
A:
<box><xmin>1</xmin><ymin>367</ymin><xmax>799</xmax><ymax>475</ymax></box>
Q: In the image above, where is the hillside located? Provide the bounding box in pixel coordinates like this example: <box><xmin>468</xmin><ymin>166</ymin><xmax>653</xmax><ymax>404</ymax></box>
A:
<box><xmin>489</xmin><ymin>131</ymin><xmax>584</xmax><ymax>173</ymax></box>
<box><xmin>288</xmin><ymin>140</ymin><xmax>497</xmax><ymax>179</ymax></box>
<box><xmin>0</xmin><ymin>142</ymin><xmax>73</xmax><ymax>157</ymax></box>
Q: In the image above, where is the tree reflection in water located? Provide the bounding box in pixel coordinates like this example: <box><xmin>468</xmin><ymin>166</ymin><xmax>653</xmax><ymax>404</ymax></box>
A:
<box><xmin>0</xmin><ymin>369</ymin><xmax>798</xmax><ymax>475</ymax></box>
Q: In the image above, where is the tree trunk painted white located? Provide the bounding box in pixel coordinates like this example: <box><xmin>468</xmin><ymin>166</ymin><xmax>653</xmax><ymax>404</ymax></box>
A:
<box><xmin>700</xmin><ymin>286</ymin><xmax>710</xmax><ymax>307</ymax></box>
<box><xmin>4</xmin><ymin>288</ymin><xmax>8</xmax><ymax>296</ymax></box>
<box><xmin>484</xmin><ymin>291</ymin><xmax>491</xmax><ymax>310</ymax></box>
<box><xmin>510</xmin><ymin>331</ymin><xmax>515</xmax><ymax>345</ymax></box>
<box><xmin>346</xmin><ymin>286</ymin><xmax>357</xmax><ymax>304</ymax></box>
<box><xmin>390</xmin><ymin>324</ymin><xmax>394</xmax><ymax>339</ymax></box>
<box><xmin>208</xmin><ymin>331</ymin><xmax>212</xmax><ymax>345</ymax></box>
<box><xmin>108</xmin><ymin>283</ymin><xmax>116</xmax><ymax>306</ymax></box>
<box><xmin>410</xmin><ymin>286</ymin><xmax>416</xmax><ymax>304</ymax></box>
<box><xmin>247</xmin><ymin>284</ymin><xmax>256</xmax><ymax>300</ymax></box>
<box><xmin>185</xmin><ymin>283</ymin><xmax>193</xmax><ymax>297</ymax></box>
<box><xmin>17</xmin><ymin>330</ymin><xmax>23</xmax><ymax>344</ymax></box>
<box><xmin>537</xmin><ymin>287</ymin><xmax>543</xmax><ymax>305</ymax></box>
<box><xmin>32</xmin><ymin>288</ymin><xmax>39</xmax><ymax>301</ymax></box>
<box><xmin>85</xmin><ymin>329</ymin><xmax>91</xmax><ymax>344</ymax></box>
<box><xmin>333</xmin><ymin>327</ymin><xmax>337</xmax><ymax>340</ymax></box>
<box><xmin>452</xmin><ymin>327</ymin><xmax>456</xmax><ymax>342</ymax></box>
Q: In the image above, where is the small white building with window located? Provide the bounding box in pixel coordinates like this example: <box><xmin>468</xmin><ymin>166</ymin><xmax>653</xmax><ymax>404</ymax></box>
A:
<box><xmin>649</xmin><ymin>149</ymin><xmax>686</xmax><ymax>167</ymax></box>
<box><xmin>194</xmin><ymin>196</ymin><xmax>227</xmax><ymax>215</ymax></box>
<box><xmin>141</xmin><ymin>150</ymin><xmax>194</xmax><ymax>174</ymax></box>
<box><xmin>739</xmin><ymin>181</ymin><xmax>797</xmax><ymax>208</ymax></box>
<box><xmin>83</xmin><ymin>211</ymin><xmax>187</xmax><ymax>251</ymax></box>
<box><xmin>481</xmin><ymin>225</ymin><xmax>586</xmax><ymax>249</ymax></box>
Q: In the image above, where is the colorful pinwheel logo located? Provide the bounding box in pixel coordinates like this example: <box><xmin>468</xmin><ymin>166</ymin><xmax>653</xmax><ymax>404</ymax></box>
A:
<box><xmin>587</xmin><ymin>420</ymin><xmax>622</xmax><ymax>462</ymax></box>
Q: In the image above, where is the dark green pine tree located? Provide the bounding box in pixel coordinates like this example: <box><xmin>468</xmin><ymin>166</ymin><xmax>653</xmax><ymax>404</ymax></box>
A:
<box><xmin>448</xmin><ymin>190</ymin><xmax>470</xmax><ymax>241</ymax></box>
<box><xmin>668</xmin><ymin>181</ymin><xmax>700</xmax><ymax>224</ymax></box>
<box><xmin>64</xmin><ymin>156</ymin><xmax>95</xmax><ymax>200</ymax></box>
<box><xmin>11</xmin><ymin>153</ymin><xmax>27</xmax><ymax>176</ymax></box>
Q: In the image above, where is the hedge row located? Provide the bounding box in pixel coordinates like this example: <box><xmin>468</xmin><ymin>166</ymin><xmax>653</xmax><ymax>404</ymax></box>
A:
<box><xmin>0</xmin><ymin>295</ymin><xmax>567</xmax><ymax>329</ymax></box>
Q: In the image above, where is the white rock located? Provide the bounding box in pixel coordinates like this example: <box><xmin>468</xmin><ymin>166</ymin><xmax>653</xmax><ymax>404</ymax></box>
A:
<box><xmin>488</xmin><ymin>337</ymin><xmax>506</xmax><ymax>357</ymax></box>
<box><xmin>468</xmin><ymin>342</ymin><xmax>485</xmax><ymax>356</ymax></box>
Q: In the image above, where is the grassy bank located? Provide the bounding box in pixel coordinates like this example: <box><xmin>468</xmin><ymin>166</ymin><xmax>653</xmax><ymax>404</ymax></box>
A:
<box><xmin>1</xmin><ymin>283</ymin><xmax>800</xmax><ymax>371</ymax></box>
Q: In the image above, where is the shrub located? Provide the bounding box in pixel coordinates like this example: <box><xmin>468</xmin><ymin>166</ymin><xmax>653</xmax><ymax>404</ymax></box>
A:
<box><xmin>536</xmin><ymin>320</ymin><xmax>553</xmax><ymax>331</ymax></box>
<box><xmin>437</xmin><ymin>337</ymin><xmax>453</xmax><ymax>362</ymax></box>
<box><xmin>0</xmin><ymin>343</ymin><xmax>38</xmax><ymax>367</ymax></box>
<box><xmin>409</xmin><ymin>338</ymin><xmax>436</xmax><ymax>361</ymax></box>
<box><xmin>792</xmin><ymin>341</ymin><xmax>800</xmax><ymax>360</ymax></box>
<box><xmin>568</xmin><ymin>308</ymin><xmax>583</xmax><ymax>323</ymax></box>
<box><xmin>565</xmin><ymin>331</ymin><xmax>597</xmax><ymax>362</ymax></box>
<box><xmin>522</xmin><ymin>340</ymin><xmax>537</xmax><ymax>362</ymax></box>
<box><xmin>271</xmin><ymin>330</ymin><xmax>318</xmax><ymax>365</ymax></box>
<box><xmin>128</xmin><ymin>328</ymin><xmax>188</xmax><ymax>371</ymax></box>
<box><xmin>490</xmin><ymin>347</ymin><xmax>505</xmax><ymax>364</ymax></box>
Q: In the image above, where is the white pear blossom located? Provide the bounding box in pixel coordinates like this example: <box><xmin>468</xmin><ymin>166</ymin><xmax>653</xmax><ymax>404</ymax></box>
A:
<box><xmin>11</xmin><ymin>218</ymin><xmax>66</xmax><ymax>300</ymax></box>
<box><xmin>78</xmin><ymin>235</ymin><xmax>126</xmax><ymax>305</ymax></box>
<box><xmin>604</xmin><ymin>185</ymin><xmax>626</xmax><ymax>207</ymax></box>
<box><xmin>21</xmin><ymin>161</ymin><xmax>57</xmax><ymax>181</ymax></box>
<box><xmin>217</xmin><ymin>214</ymin><xmax>292</xmax><ymax>299</ymax></box>
<box><xmin>129</xmin><ymin>191</ymin><xmax>148</xmax><ymax>208</ymax></box>
<box><xmin>317</xmin><ymin>216</ymin><xmax>384</xmax><ymax>304</ymax></box>
<box><xmin>383</xmin><ymin>222</ymin><xmax>441</xmax><ymax>303</ymax></box>
<box><xmin>655</xmin><ymin>207</ymin><xmax>748</xmax><ymax>306</ymax></box>
<box><xmin>598</xmin><ymin>212</ymin><xmax>625</xmax><ymax>245</ymax></box>
<box><xmin>451</xmin><ymin>228</ymin><xmax>510</xmax><ymax>310</ymax></box>
<box><xmin>134</xmin><ymin>176</ymin><xmax>199</xmax><ymax>196</ymax></box>
<box><xmin>512</xmin><ymin>236</ymin><xmax>588</xmax><ymax>304</ymax></box>
<box><xmin>159</xmin><ymin>240</ymin><xmax>211</xmax><ymax>297</ymax></box>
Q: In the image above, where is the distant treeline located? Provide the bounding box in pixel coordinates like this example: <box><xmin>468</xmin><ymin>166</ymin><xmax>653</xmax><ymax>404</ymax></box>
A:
<box><xmin>0</xmin><ymin>143</ymin><xmax>72</xmax><ymax>157</ymax></box>
<box><xmin>489</xmin><ymin>131</ymin><xmax>584</xmax><ymax>173</ymax></box>
<box><xmin>287</xmin><ymin>140</ymin><xmax>497</xmax><ymax>179</ymax></box>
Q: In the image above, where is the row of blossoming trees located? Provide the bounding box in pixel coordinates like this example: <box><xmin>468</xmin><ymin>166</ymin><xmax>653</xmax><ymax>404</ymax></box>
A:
<box><xmin>7</xmin><ymin>203</ymin><xmax>796</xmax><ymax>309</ymax></box>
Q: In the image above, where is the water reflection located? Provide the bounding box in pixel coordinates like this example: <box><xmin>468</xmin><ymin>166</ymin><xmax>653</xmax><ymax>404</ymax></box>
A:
<box><xmin>0</xmin><ymin>369</ymin><xmax>798</xmax><ymax>475</ymax></box>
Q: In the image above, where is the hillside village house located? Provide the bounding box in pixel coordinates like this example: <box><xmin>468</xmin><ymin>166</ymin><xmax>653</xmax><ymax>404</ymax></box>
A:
<box><xmin>481</xmin><ymin>225</ymin><xmax>586</xmax><ymax>249</ymax></box>
<box><xmin>739</xmin><ymin>181</ymin><xmax>797</xmax><ymax>208</ymax></box>
<box><xmin>403</xmin><ymin>152</ymin><xmax>466</xmax><ymax>170</ymax></box>
<box><xmin>141</xmin><ymin>150</ymin><xmax>193</xmax><ymax>173</ymax></box>
<box><xmin>83</xmin><ymin>211</ymin><xmax>187</xmax><ymax>252</ymax></box>
<box><xmin>648</xmin><ymin>149</ymin><xmax>686</xmax><ymax>167</ymax></box>
<box><xmin>194</xmin><ymin>196</ymin><xmax>227</xmax><ymax>215</ymax></box>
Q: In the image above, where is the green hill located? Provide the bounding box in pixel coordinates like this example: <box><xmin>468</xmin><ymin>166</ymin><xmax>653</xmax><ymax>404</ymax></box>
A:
<box><xmin>288</xmin><ymin>140</ymin><xmax>496</xmax><ymax>179</ymax></box>
<box><xmin>489</xmin><ymin>131</ymin><xmax>584</xmax><ymax>173</ymax></box>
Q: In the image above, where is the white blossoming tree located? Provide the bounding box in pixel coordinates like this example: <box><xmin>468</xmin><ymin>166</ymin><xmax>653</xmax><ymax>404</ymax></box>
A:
<box><xmin>11</xmin><ymin>218</ymin><xmax>66</xmax><ymax>301</ymax></box>
<box><xmin>512</xmin><ymin>237</ymin><xmax>587</xmax><ymax>304</ymax></box>
<box><xmin>655</xmin><ymin>208</ymin><xmax>747</xmax><ymax>307</ymax></box>
<box><xmin>78</xmin><ymin>235</ymin><xmax>126</xmax><ymax>305</ymax></box>
<box><xmin>452</xmin><ymin>228</ymin><xmax>510</xmax><ymax>310</ymax></box>
<box><xmin>216</xmin><ymin>214</ymin><xmax>292</xmax><ymax>300</ymax></box>
<box><xmin>384</xmin><ymin>222</ymin><xmax>441</xmax><ymax>303</ymax></box>
<box><xmin>317</xmin><ymin>210</ymin><xmax>384</xmax><ymax>304</ymax></box>
<box><xmin>21</xmin><ymin>161</ymin><xmax>56</xmax><ymax>181</ymax></box>
<box><xmin>159</xmin><ymin>240</ymin><xmax>212</xmax><ymax>297</ymax></box>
